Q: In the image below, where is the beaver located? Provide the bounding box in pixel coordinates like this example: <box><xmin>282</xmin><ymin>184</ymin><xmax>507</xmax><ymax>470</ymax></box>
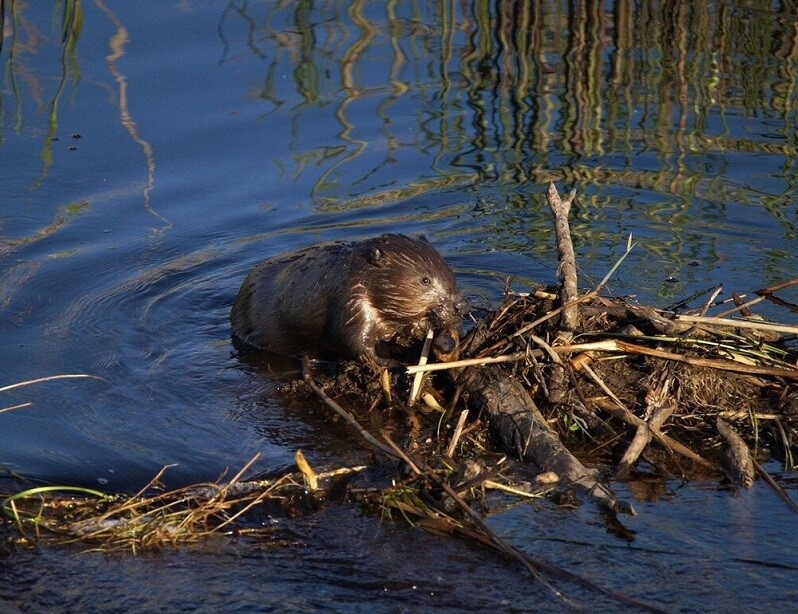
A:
<box><xmin>230</xmin><ymin>233</ymin><xmax>465</xmax><ymax>367</ymax></box>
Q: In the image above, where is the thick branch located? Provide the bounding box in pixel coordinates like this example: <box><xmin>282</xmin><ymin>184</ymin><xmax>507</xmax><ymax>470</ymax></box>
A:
<box><xmin>460</xmin><ymin>363</ymin><xmax>635</xmax><ymax>515</ymax></box>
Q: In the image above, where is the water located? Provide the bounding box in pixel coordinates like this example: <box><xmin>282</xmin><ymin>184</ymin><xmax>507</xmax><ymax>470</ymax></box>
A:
<box><xmin>1</xmin><ymin>1</ymin><xmax>797</xmax><ymax>611</ymax></box>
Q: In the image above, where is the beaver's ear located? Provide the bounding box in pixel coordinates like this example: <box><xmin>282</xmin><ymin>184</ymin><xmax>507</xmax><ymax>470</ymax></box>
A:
<box><xmin>367</xmin><ymin>246</ymin><xmax>386</xmax><ymax>265</ymax></box>
<box><xmin>416</xmin><ymin>234</ymin><xmax>429</xmax><ymax>243</ymax></box>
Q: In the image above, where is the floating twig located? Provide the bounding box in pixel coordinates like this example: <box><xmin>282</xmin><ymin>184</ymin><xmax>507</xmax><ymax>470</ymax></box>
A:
<box><xmin>0</xmin><ymin>374</ymin><xmax>103</xmax><ymax>394</ymax></box>
<box><xmin>0</xmin><ymin>402</ymin><xmax>33</xmax><ymax>415</ymax></box>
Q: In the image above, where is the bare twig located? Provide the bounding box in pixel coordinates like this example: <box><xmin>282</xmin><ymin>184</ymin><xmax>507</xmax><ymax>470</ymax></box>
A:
<box><xmin>383</xmin><ymin>438</ymin><xmax>660</xmax><ymax>612</ymax></box>
<box><xmin>546</xmin><ymin>181</ymin><xmax>579</xmax><ymax>333</ymax></box>
<box><xmin>549</xmin><ymin>340</ymin><xmax>798</xmax><ymax>381</ymax></box>
<box><xmin>546</xmin><ymin>182</ymin><xmax>578</xmax><ymax>403</ymax></box>
<box><xmin>409</xmin><ymin>329</ymin><xmax>435</xmax><ymax>405</ymax></box>
<box><xmin>598</xmin><ymin>402</ymin><xmax>714</xmax><ymax>470</ymax></box>
<box><xmin>0</xmin><ymin>402</ymin><xmax>33</xmax><ymax>415</ymax></box>
<box><xmin>578</xmin><ymin>361</ymin><xmax>628</xmax><ymax>412</ymax></box>
<box><xmin>445</xmin><ymin>410</ymin><xmax>470</xmax><ymax>458</ymax></box>
<box><xmin>616</xmin><ymin>372</ymin><xmax>675</xmax><ymax>480</ymax></box>
<box><xmin>713</xmin><ymin>277</ymin><xmax>798</xmax><ymax>317</ymax></box>
<box><xmin>714</xmin><ymin>293</ymin><xmax>764</xmax><ymax>318</ymax></box>
<box><xmin>406</xmin><ymin>352</ymin><xmax>529</xmax><ymax>375</ymax></box>
<box><xmin>0</xmin><ymin>374</ymin><xmax>103</xmax><ymax>393</ymax></box>
<box><xmin>699</xmin><ymin>286</ymin><xmax>724</xmax><ymax>316</ymax></box>
<box><xmin>753</xmin><ymin>460</ymin><xmax>798</xmax><ymax>514</ymax></box>
<box><xmin>672</xmin><ymin>314</ymin><xmax>798</xmax><ymax>337</ymax></box>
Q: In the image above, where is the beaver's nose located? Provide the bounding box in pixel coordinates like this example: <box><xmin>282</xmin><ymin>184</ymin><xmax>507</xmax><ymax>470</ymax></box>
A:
<box><xmin>433</xmin><ymin>331</ymin><xmax>458</xmax><ymax>354</ymax></box>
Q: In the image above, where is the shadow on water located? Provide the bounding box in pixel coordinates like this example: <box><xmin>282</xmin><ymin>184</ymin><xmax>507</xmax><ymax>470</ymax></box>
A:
<box><xmin>1</xmin><ymin>0</ymin><xmax>797</xmax><ymax>611</ymax></box>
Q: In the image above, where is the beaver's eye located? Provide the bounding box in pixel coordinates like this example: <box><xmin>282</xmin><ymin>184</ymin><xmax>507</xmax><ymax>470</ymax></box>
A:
<box><xmin>421</xmin><ymin>276</ymin><xmax>431</xmax><ymax>285</ymax></box>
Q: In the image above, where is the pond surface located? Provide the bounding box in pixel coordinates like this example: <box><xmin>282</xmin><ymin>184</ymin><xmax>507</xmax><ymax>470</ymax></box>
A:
<box><xmin>1</xmin><ymin>1</ymin><xmax>797</xmax><ymax>611</ymax></box>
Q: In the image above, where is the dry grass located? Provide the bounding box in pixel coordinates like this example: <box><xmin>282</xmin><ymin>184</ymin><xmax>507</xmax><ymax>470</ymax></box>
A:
<box><xmin>1</xmin><ymin>454</ymin><xmax>369</xmax><ymax>554</ymax></box>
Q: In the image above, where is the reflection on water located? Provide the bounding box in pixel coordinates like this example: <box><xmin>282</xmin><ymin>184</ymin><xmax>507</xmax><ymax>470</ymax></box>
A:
<box><xmin>209</xmin><ymin>0</ymin><xmax>798</xmax><ymax>291</ymax></box>
<box><xmin>218</xmin><ymin>1</ymin><xmax>798</xmax><ymax>199</ymax></box>
<box><xmin>1</xmin><ymin>1</ymin><xmax>797</xmax><ymax>611</ymax></box>
<box><xmin>93</xmin><ymin>0</ymin><xmax>166</xmax><ymax>228</ymax></box>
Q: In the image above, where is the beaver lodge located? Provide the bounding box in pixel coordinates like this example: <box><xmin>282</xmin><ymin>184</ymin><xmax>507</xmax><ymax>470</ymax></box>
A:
<box><xmin>3</xmin><ymin>183</ymin><xmax>797</xmax><ymax>609</ymax></box>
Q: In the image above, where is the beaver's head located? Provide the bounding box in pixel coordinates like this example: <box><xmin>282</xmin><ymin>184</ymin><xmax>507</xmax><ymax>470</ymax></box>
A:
<box><xmin>361</xmin><ymin>234</ymin><xmax>466</xmax><ymax>341</ymax></box>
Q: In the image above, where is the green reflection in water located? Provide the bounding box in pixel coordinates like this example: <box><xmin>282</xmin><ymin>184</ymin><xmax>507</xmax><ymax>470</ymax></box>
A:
<box><xmin>218</xmin><ymin>0</ymin><xmax>796</xmax><ymax>277</ymax></box>
<box><xmin>2</xmin><ymin>1</ymin><xmax>795</xmax><ymax>281</ymax></box>
<box><xmin>0</xmin><ymin>0</ymin><xmax>83</xmax><ymax>183</ymax></box>
<box><xmin>237</xmin><ymin>3</ymin><xmax>793</xmax><ymax>176</ymax></box>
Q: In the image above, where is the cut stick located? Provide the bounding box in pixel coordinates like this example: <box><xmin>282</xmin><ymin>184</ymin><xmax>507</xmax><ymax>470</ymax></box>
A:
<box><xmin>409</xmin><ymin>329</ymin><xmax>435</xmax><ymax>406</ymax></box>
<box><xmin>579</xmin><ymin>362</ymin><xmax>628</xmax><ymax>413</ymax></box>
<box><xmin>672</xmin><ymin>314</ymin><xmax>798</xmax><ymax>336</ymax></box>
<box><xmin>714</xmin><ymin>294</ymin><xmax>764</xmax><ymax>318</ymax></box>
<box><xmin>731</xmin><ymin>293</ymin><xmax>752</xmax><ymax>317</ymax></box>
<box><xmin>409</xmin><ymin>337</ymin><xmax>798</xmax><ymax>380</ymax></box>
<box><xmin>552</xmin><ymin>340</ymin><xmax>798</xmax><ymax>381</ymax></box>
<box><xmin>699</xmin><ymin>286</ymin><xmax>724</xmax><ymax>316</ymax></box>
<box><xmin>294</xmin><ymin>449</ymin><xmax>319</xmax><ymax>491</ymax></box>
<box><xmin>445</xmin><ymin>410</ymin><xmax>470</xmax><ymax>458</ymax></box>
<box><xmin>0</xmin><ymin>402</ymin><xmax>33</xmax><ymax>415</ymax></box>
<box><xmin>0</xmin><ymin>374</ymin><xmax>103</xmax><ymax>393</ymax></box>
<box><xmin>757</xmin><ymin>277</ymin><xmax>798</xmax><ymax>295</ymax></box>
<box><xmin>406</xmin><ymin>352</ymin><xmax>529</xmax><ymax>375</ymax></box>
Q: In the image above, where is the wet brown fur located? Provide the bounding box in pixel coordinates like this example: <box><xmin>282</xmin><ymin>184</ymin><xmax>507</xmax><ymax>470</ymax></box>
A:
<box><xmin>230</xmin><ymin>234</ymin><xmax>464</xmax><ymax>366</ymax></box>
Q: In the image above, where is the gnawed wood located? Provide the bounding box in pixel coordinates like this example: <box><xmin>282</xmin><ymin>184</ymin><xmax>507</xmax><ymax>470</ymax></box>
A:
<box><xmin>460</xmin><ymin>363</ymin><xmax>636</xmax><ymax>516</ymax></box>
<box><xmin>716</xmin><ymin>418</ymin><xmax>755</xmax><ymax>489</ymax></box>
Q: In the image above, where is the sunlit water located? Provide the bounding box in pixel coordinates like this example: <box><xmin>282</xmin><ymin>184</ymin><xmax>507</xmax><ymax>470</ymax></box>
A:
<box><xmin>1</xmin><ymin>1</ymin><xmax>797</xmax><ymax>611</ymax></box>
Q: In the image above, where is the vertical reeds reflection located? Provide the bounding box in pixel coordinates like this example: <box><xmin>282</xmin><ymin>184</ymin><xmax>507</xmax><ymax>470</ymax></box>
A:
<box><xmin>218</xmin><ymin>0</ymin><xmax>797</xmax><ymax>211</ymax></box>
<box><xmin>0</xmin><ymin>1</ymin><xmax>83</xmax><ymax>183</ymax></box>
<box><xmin>94</xmin><ymin>0</ymin><xmax>169</xmax><ymax>228</ymax></box>
<box><xmin>36</xmin><ymin>0</ymin><xmax>82</xmax><ymax>185</ymax></box>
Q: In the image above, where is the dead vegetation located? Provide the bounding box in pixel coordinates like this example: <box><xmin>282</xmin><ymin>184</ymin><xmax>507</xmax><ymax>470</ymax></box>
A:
<box><xmin>2</xmin><ymin>183</ymin><xmax>797</xmax><ymax>610</ymax></box>
<box><xmin>458</xmin><ymin>286</ymin><xmax>798</xmax><ymax>483</ymax></box>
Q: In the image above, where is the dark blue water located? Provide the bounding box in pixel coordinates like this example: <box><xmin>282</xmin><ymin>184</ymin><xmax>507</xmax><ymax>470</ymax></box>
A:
<box><xmin>1</xmin><ymin>1</ymin><xmax>797</xmax><ymax>611</ymax></box>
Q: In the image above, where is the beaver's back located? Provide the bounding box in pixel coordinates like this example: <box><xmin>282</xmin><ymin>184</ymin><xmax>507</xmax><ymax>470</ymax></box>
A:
<box><xmin>230</xmin><ymin>234</ymin><xmax>463</xmax><ymax>365</ymax></box>
<box><xmin>230</xmin><ymin>242</ymin><xmax>354</xmax><ymax>357</ymax></box>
